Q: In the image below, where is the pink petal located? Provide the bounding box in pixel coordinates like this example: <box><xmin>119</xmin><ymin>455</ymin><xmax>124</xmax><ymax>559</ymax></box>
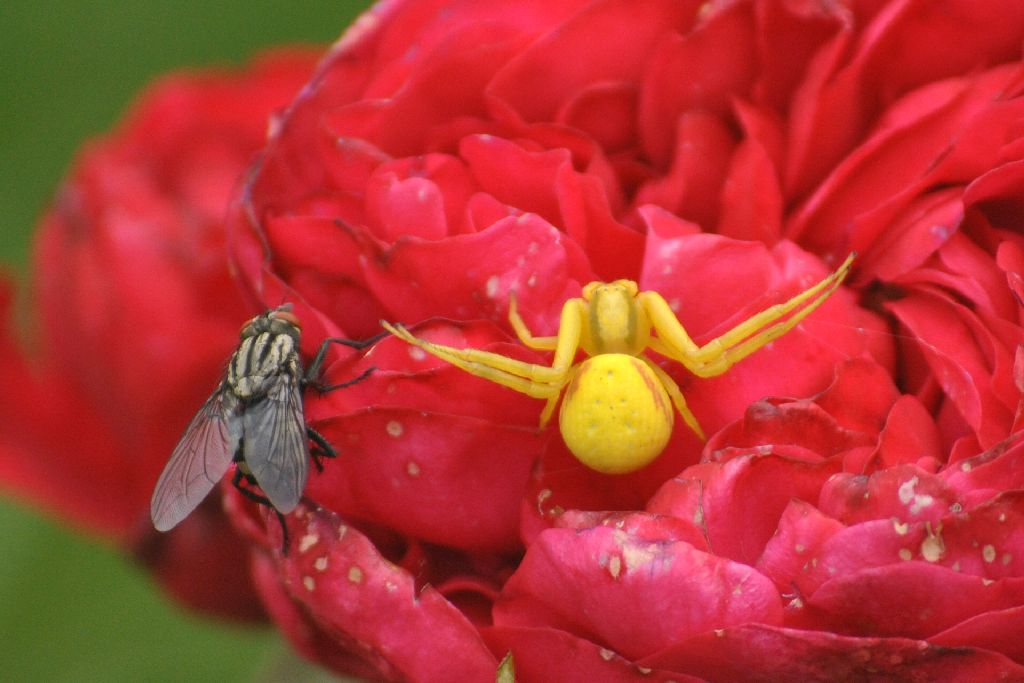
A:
<box><xmin>819</xmin><ymin>465</ymin><xmax>957</xmax><ymax>525</ymax></box>
<box><xmin>494</xmin><ymin>518</ymin><xmax>783</xmax><ymax>659</ymax></box>
<box><xmin>482</xmin><ymin>626</ymin><xmax>700</xmax><ymax>682</ymax></box>
<box><xmin>633</xmin><ymin>110</ymin><xmax>736</xmax><ymax>230</ymax></box>
<box><xmin>649</xmin><ymin>454</ymin><xmax>839</xmax><ymax>566</ymax></box>
<box><xmin>308</xmin><ymin>407</ymin><xmax>540</xmax><ymax>552</ymax></box>
<box><xmin>252</xmin><ymin>503</ymin><xmax>499</xmax><ymax>681</ymax></box>
<box><xmin>638</xmin><ymin>3</ymin><xmax>756</xmax><ymax>168</ymax></box>
<box><xmin>805</xmin><ymin>561</ymin><xmax>1024</xmax><ymax>639</ymax></box>
<box><xmin>489</xmin><ymin>0</ymin><xmax>699</xmax><ymax>123</ymax></box>
<box><xmin>931</xmin><ymin>604</ymin><xmax>1024</xmax><ymax>663</ymax></box>
<box><xmin>640</xmin><ymin>623</ymin><xmax>1024</xmax><ymax>682</ymax></box>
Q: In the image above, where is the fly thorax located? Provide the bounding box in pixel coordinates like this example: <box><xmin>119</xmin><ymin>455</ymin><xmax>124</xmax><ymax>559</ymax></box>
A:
<box><xmin>228</xmin><ymin>331</ymin><xmax>298</xmax><ymax>398</ymax></box>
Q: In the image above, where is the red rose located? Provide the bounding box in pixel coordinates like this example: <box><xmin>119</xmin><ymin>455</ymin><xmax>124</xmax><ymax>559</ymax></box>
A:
<box><xmin>0</xmin><ymin>51</ymin><xmax>320</xmax><ymax>619</ymax></box>
<box><xmin>8</xmin><ymin>0</ymin><xmax>1024</xmax><ymax>680</ymax></box>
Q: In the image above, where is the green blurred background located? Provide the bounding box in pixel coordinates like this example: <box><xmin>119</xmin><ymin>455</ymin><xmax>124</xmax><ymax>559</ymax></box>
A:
<box><xmin>0</xmin><ymin>2</ymin><xmax>371</xmax><ymax>680</ymax></box>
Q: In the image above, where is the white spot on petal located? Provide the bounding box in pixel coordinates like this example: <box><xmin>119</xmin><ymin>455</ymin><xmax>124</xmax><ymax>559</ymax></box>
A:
<box><xmin>303</xmin><ymin>576</ymin><xmax>315</xmax><ymax>591</ymax></box>
<box><xmin>921</xmin><ymin>534</ymin><xmax>944</xmax><ymax>563</ymax></box>
<box><xmin>983</xmin><ymin>545</ymin><xmax>997</xmax><ymax>563</ymax></box>
<box><xmin>386</xmin><ymin>420</ymin><xmax>404</xmax><ymax>437</ymax></box>
<box><xmin>897</xmin><ymin>476</ymin><xmax>934</xmax><ymax>515</ymax></box>
<box><xmin>408</xmin><ymin>346</ymin><xmax>427</xmax><ymax>361</ymax></box>
<box><xmin>348</xmin><ymin>566</ymin><xmax>364</xmax><ymax>584</ymax></box>
<box><xmin>608</xmin><ymin>555</ymin><xmax>622</xmax><ymax>579</ymax></box>
<box><xmin>314</xmin><ymin>557</ymin><xmax>329</xmax><ymax>572</ymax></box>
<box><xmin>898</xmin><ymin>548</ymin><xmax>913</xmax><ymax>561</ymax></box>
<box><xmin>599</xmin><ymin>649</ymin><xmax>615</xmax><ymax>662</ymax></box>
<box><xmin>407</xmin><ymin>461</ymin><xmax>421</xmax><ymax>477</ymax></box>
<box><xmin>298</xmin><ymin>534</ymin><xmax>319</xmax><ymax>553</ymax></box>
<box><xmin>486</xmin><ymin>275</ymin><xmax>500</xmax><ymax>299</ymax></box>
<box><xmin>622</xmin><ymin>544</ymin><xmax>659</xmax><ymax>573</ymax></box>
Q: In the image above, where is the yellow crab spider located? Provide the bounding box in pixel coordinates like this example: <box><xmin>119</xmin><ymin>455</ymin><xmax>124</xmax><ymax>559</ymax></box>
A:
<box><xmin>382</xmin><ymin>253</ymin><xmax>855</xmax><ymax>474</ymax></box>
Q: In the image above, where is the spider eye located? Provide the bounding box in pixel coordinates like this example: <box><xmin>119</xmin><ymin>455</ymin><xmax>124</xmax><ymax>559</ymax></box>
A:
<box><xmin>616</xmin><ymin>280</ymin><xmax>639</xmax><ymax>296</ymax></box>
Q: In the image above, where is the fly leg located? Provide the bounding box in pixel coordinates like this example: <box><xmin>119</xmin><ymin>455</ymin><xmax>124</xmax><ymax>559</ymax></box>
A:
<box><xmin>231</xmin><ymin>469</ymin><xmax>290</xmax><ymax>554</ymax></box>
<box><xmin>304</xmin><ymin>332</ymin><xmax>386</xmax><ymax>389</ymax></box>
<box><xmin>306</xmin><ymin>425</ymin><xmax>337</xmax><ymax>472</ymax></box>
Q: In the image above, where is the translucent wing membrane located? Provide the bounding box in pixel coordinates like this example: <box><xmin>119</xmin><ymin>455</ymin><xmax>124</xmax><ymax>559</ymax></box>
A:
<box><xmin>150</xmin><ymin>391</ymin><xmax>237</xmax><ymax>531</ymax></box>
<box><xmin>241</xmin><ymin>373</ymin><xmax>309</xmax><ymax>514</ymax></box>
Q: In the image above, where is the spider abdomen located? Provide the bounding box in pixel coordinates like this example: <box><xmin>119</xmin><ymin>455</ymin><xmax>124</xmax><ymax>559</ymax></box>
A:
<box><xmin>558</xmin><ymin>354</ymin><xmax>674</xmax><ymax>474</ymax></box>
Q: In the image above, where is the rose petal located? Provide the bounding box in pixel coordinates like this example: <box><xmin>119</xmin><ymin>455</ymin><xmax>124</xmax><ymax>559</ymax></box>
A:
<box><xmin>363</xmin><ymin>213</ymin><xmax>590</xmax><ymax>330</ymax></box>
<box><xmin>805</xmin><ymin>561</ymin><xmax>1024</xmax><ymax>639</ymax></box>
<box><xmin>481</xmin><ymin>626</ymin><xmax>698</xmax><ymax>683</ymax></box>
<box><xmin>494</xmin><ymin>517</ymin><xmax>784</xmax><ymax>659</ymax></box>
<box><xmin>942</xmin><ymin>433</ymin><xmax>1024</xmax><ymax>506</ymax></box>
<box><xmin>818</xmin><ymin>466</ymin><xmax>957</xmax><ymax>525</ymax></box>
<box><xmin>638</xmin><ymin>3</ymin><xmax>755</xmax><ymax>168</ymax></box>
<box><xmin>888</xmin><ymin>291</ymin><xmax>1016</xmax><ymax>448</ymax></box>
<box><xmin>755</xmin><ymin>499</ymin><xmax>844</xmax><ymax>595</ymax></box>
<box><xmin>931</xmin><ymin>604</ymin><xmax>1024</xmax><ymax>663</ymax></box>
<box><xmin>489</xmin><ymin>0</ymin><xmax>699</xmax><ymax>124</ymax></box>
<box><xmin>308</xmin><ymin>407</ymin><xmax>540</xmax><ymax>552</ymax></box>
<box><xmin>520</xmin><ymin>428</ymin><xmax>701</xmax><ymax>546</ymax></box>
<box><xmin>788</xmin><ymin>64</ymin><xmax>1024</xmax><ymax>253</ymax></box>
<box><xmin>640</xmin><ymin>623</ymin><xmax>1024</xmax><ymax>682</ymax></box>
<box><xmin>253</xmin><ymin>504</ymin><xmax>499</xmax><ymax>681</ymax></box>
<box><xmin>633</xmin><ymin>110</ymin><xmax>735</xmax><ymax>231</ymax></box>
<box><xmin>717</xmin><ymin>118</ymin><xmax>784</xmax><ymax>243</ymax></box>
<box><xmin>875</xmin><ymin>395</ymin><xmax>943</xmax><ymax>469</ymax></box>
<box><xmin>649</xmin><ymin>454</ymin><xmax>839</xmax><ymax>565</ymax></box>
<box><xmin>814</xmin><ymin>358</ymin><xmax>901</xmax><ymax>434</ymax></box>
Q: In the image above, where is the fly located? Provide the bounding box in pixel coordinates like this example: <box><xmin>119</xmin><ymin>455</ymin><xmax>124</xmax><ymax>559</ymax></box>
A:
<box><xmin>150</xmin><ymin>304</ymin><xmax>374</xmax><ymax>548</ymax></box>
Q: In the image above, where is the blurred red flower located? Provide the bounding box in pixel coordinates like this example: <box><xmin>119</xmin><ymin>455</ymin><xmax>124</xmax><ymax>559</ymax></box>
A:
<box><xmin>6</xmin><ymin>0</ymin><xmax>1024</xmax><ymax>680</ymax></box>
<box><xmin>0</xmin><ymin>51</ymin><xmax>321</xmax><ymax>619</ymax></box>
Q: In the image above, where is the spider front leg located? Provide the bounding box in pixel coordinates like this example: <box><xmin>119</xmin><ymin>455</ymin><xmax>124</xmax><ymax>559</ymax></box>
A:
<box><xmin>642</xmin><ymin>253</ymin><xmax>854</xmax><ymax>378</ymax></box>
<box><xmin>508</xmin><ymin>292</ymin><xmax>559</xmax><ymax>350</ymax></box>
<box><xmin>381</xmin><ymin>321</ymin><xmax>567</xmax><ymax>398</ymax></box>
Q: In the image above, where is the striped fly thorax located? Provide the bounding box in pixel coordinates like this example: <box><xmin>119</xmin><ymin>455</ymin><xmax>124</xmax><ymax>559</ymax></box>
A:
<box><xmin>228</xmin><ymin>316</ymin><xmax>302</xmax><ymax>399</ymax></box>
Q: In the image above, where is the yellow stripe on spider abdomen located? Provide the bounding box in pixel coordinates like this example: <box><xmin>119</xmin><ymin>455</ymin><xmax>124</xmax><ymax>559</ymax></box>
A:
<box><xmin>558</xmin><ymin>354</ymin><xmax>674</xmax><ymax>474</ymax></box>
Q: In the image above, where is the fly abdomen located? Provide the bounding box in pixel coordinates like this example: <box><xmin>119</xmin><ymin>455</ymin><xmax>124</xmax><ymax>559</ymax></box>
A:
<box><xmin>228</xmin><ymin>330</ymin><xmax>300</xmax><ymax>399</ymax></box>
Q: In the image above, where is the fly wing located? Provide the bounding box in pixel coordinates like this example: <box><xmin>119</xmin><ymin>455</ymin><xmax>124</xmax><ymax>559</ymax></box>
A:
<box><xmin>241</xmin><ymin>373</ymin><xmax>309</xmax><ymax>514</ymax></box>
<box><xmin>150</xmin><ymin>390</ymin><xmax>238</xmax><ymax>532</ymax></box>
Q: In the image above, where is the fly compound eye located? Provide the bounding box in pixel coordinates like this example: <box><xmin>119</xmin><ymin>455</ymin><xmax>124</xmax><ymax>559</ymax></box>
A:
<box><xmin>271</xmin><ymin>308</ymin><xmax>302</xmax><ymax>330</ymax></box>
